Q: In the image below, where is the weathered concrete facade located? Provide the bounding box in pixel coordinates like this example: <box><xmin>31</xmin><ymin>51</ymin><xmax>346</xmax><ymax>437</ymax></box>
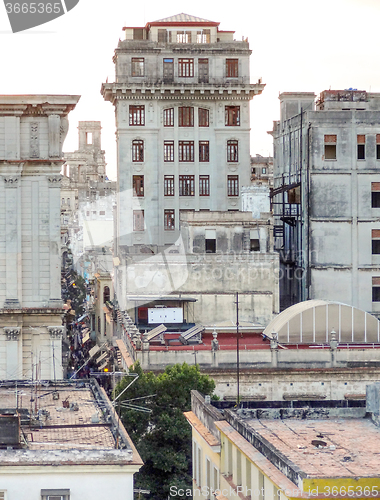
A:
<box><xmin>102</xmin><ymin>14</ymin><xmax>279</xmax><ymax>332</ymax></box>
<box><xmin>102</xmin><ymin>14</ymin><xmax>264</xmax><ymax>250</ymax></box>
<box><xmin>272</xmin><ymin>90</ymin><xmax>380</xmax><ymax>314</ymax></box>
<box><xmin>0</xmin><ymin>94</ymin><xmax>80</xmax><ymax>379</ymax></box>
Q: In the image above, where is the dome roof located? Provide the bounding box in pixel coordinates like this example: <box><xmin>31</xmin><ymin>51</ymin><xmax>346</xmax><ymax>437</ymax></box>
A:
<box><xmin>263</xmin><ymin>300</ymin><xmax>380</xmax><ymax>344</ymax></box>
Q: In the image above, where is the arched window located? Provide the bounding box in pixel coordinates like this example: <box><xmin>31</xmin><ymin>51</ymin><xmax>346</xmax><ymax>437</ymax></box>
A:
<box><xmin>103</xmin><ymin>286</ymin><xmax>110</xmax><ymax>303</ymax></box>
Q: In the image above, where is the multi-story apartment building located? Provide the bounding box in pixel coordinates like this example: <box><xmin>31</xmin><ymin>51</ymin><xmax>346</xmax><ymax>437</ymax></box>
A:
<box><xmin>271</xmin><ymin>89</ymin><xmax>380</xmax><ymax>314</ymax></box>
<box><xmin>101</xmin><ymin>14</ymin><xmax>281</xmax><ymax>333</ymax></box>
<box><xmin>102</xmin><ymin>13</ymin><xmax>264</xmax><ymax>251</ymax></box>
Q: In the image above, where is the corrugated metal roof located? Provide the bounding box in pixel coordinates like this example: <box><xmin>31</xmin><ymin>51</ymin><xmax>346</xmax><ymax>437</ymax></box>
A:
<box><xmin>152</xmin><ymin>13</ymin><xmax>215</xmax><ymax>24</ymax></box>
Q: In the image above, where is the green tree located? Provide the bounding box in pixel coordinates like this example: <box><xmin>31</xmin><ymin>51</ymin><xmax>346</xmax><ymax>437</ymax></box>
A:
<box><xmin>115</xmin><ymin>362</ymin><xmax>215</xmax><ymax>499</ymax></box>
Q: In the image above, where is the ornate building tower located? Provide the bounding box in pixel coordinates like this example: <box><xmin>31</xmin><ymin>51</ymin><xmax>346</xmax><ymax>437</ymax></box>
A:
<box><xmin>0</xmin><ymin>94</ymin><xmax>80</xmax><ymax>379</ymax></box>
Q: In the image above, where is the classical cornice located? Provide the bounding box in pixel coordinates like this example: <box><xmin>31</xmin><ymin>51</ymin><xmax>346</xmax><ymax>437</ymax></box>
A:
<box><xmin>0</xmin><ymin>96</ymin><xmax>81</xmax><ymax>117</ymax></box>
<box><xmin>102</xmin><ymin>82</ymin><xmax>264</xmax><ymax>103</ymax></box>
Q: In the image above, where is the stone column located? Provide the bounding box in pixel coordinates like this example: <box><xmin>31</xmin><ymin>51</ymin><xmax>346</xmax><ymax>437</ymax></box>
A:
<box><xmin>329</xmin><ymin>329</ymin><xmax>339</xmax><ymax>368</ymax></box>
<box><xmin>48</xmin><ymin>176</ymin><xmax>63</xmax><ymax>307</ymax></box>
<box><xmin>4</xmin><ymin>327</ymin><xmax>21</xmax><ymax>379</ymax></box>
<box><xmin>270</xmin><ymin>333</ymin><xmax>279</xmax><ymax>368</ymax></box>
<box><xmin>3</xmin><ymin>176</ymin><xmax>21</xmax><ymax>308</ymax></box>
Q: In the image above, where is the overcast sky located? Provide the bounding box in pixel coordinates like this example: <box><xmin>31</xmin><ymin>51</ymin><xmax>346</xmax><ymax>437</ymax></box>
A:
<box><xmin>1</xmin><ymin>0</ymin><xmax>379</xmax><ymax>179</ymax></box>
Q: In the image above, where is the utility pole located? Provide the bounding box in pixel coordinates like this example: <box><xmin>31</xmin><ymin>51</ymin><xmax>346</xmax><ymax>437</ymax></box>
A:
<box><xmin>236</xmin><ymin>292</ymin><xmax>240</xmax><ymax>406</ymax></box>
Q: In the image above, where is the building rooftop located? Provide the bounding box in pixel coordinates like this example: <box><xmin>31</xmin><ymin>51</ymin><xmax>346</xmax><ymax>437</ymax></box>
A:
<box><xmin>241</xmin><ymin>417</ymin><xmax>380</xmax><ymax>478</ymax></box>
<box><xmin>0</xmin><ymin>380</ymin><xmax>142</xmax><ymax>467</ymax></box>
<box><xmin>150</xmin><ymin>13</ymin><xmax>218</xmax><ymax>26</ymax></box>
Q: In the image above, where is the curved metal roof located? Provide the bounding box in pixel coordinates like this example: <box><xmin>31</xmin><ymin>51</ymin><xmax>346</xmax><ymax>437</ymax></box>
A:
<box><xmin>263</xmin><ymin>300</ymin><xmax>380</xmax><ymax>344</ymax></box>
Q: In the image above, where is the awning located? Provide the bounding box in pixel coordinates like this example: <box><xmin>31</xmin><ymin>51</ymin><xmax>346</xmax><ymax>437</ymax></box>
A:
<box><xmin>126</xmin><ymin>295</ymin><xmax>197</xmax><ymax>303</ymax></box>
<box><xmin>82</xmin><ymin>333</ymin><xmax>90</xmax><ymax>343</ymax></box>
<box><xmin>89</xmin><ymin>345</ymin><xmax>100</xmax><ymax>358</ymax></box>
<box><xmin>97</xmin><ymin>351</ymin><xmax>108</xmax><ymax>364</ymax></box>
<box><xmin>77</xmin><ymin>313</ymin><xmax>89</xmax><ymax>322</ymax></box>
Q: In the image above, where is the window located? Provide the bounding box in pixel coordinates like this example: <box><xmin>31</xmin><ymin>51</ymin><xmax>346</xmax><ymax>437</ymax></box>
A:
<box><xmin>133</xmin><ymin>210</ymin><xmax>144</xmax><ymax>231</ymax></box>
<box><xmin>199</xmin><ymin>141</ymin><xmax>209</xmax><ymax>162</ymax></box>
<box><xmin>227</xmin><ymin>175</ymin><xmax>239</xmax><ymax>196</ymax></box>
<box><xmin>226</xmin><ymin>58</ymin><xmax>238</xmax><ymax>77</ymax></box>
<box><xmin>129</xmin><ymin>105</ymin><xmax>145</xmax><ymax>126</ymax></box>
<box><xmin>164</xmin><ymin>141</ymin><xmax>174</xmax><ymax>162</ymax></box>
<box><xmin>41</xmin><ymin>489</ymin><xmax>70</xmax><ymax>500</ymax></box>
<box><xmin>132</xmin><ymin>140</ymin><xmax>144</xmax><ymax>162</ymax></box>
<box><xmin>246</xmin><ymin>458</ymin><xmax>252</xmax><ymax>493</ymax></box>
<box><xmin>236</xmin><ymin>450</ymin><xmax>242</xmax><ymax>486</ymax></box>
<box><xmin>86</xmin><ymin>132</ymin><xmax>92</xmax><ymax>144</ymax></box>
<box><xmin>178</xmin><ymin>58</ymin><xmax>194</xmax><ymax>77</ymax></box>
<box><xmin>377</xmin><ymin>135</ymin><xmax>380</xmax><ymax>160</ymax></box>
<box><xmin>164</xmin><ymin>209</ymin><xmax>175</xmax><ymax>230</ymax></box>
<box><xmin>197</xmin><ymin>29</ymin><xmax>210</xmax><ymax>43</ymax></box>
<box><xmin>103</xmin><ymin>286</ymin><xmax>110</xmax><ymax>303</ymax></box>
<box><xmin>324</xmin><ymin>134</ymin><xmax>337</xmax><ymax>160</ymax></box>
<box><xmin>177</xmin><ymin>31</ymin><xmax>191</xmax><ymax>43</ymax></box>
<box><xmin>372</xmin><ymin>229</ymin><xmax>380</xmax><ymax>254</ymax></box>
<box><xmin>213</xmin><ymin>466</ymin><xmax>219</xmax><ymax>495</ymax></box>
<box><xmin>225</xmin><ymin>106</ymin><xmax>240</xmax><ymax>126</ymax></box>
<box><xmin>206</xmin><ymin>239</ymin><xmax>216</xmax><ymax>253</ymax></box>
<box><xmin>99</xmin><ymin>210</ymin><xmax>105</xmax><ymax>215</ymax></box>
<box><xmin>197</xmin><ymin>446</ymin><xmax>202</xmax><ymax>486</ymax></box>
<box><xmin>163</xmin><ymin>108</ymin><xmax>174</xmax><ymax>126</ymax></box>
<box><xmin>163</xmin><ymin>58</ymin><xmax>174</xmax><ymax>82</ymax></box>
<box><xmin>262</xmin><ymin>167</ymin><xmax>267</xmax><ymax>174</ymax></box>
<box><xmin>179</xmin><ymin>175</ymin><xmax>195</xmax><ymax>196</ymax></box>
<box><xmin>179</xmin><ymin>141</ymin><xmax>194</xmax><ymax>162</ymax></box>
<box><xmin>250</xmin><ymin>239</ymin><xmax>260</xmax><ymax>251</ymax></box>
<box><xmin>131</xmin><ymin>57</ymin><xmax>144</xmax><ymax>76</ymax></box>
<box><xmin>258</xmin><ymin>471</ymin><xmax>265</xmax><ymax>500</ymax></box>
<box><xmin>227</xmin><ymin>140</ymin><xmax>238</xmax><ymax>162</ymax></box>
<box><xmin>199</xmin><ymin>175</ymin><xmax>210</xmax><ymax>196</ymax></box>
<box><xmin>357</xmin><ymin>134</ymin><xmax>365</xmax><ymax>160</ymax></box>
<box><xmin>158</xmin><ymin>29</ymin><xmax>170</xmax><ymax>42</ymax></box>
<box><xmin>133</xmin><ymin>175</ymin><xmax>144</xmax><ymax>197</ymax></box>
<box><xmin>198</xmin><ymin>108</ymin><xmax>209</xmax><ymax>127</ymax></box>
<box><xmin>164</xmin><ymin>175</ymin><xmax>175</xmax><ymax>196</ymax></box>
<box><xmin>179</xmin><ymin>107</ymin><xmax>194</xmax><ymax>127</ymax></box>
<box><xmin>227</xmin><ymin>439</ymin><xmax>233</xmax><ymax>476</ymax></box>
<box><xmin>205</xmin><ymin>229</ymin><xmax>216</xmax><ymax>253</ymax></box>
<box><xmin>373</xmin><ymin>277</ymin><xmax>380</xmax><ymax>302</ymax></box>
<box><xmin>206</xmin><ymin>458</ymin><xmax>211</xmax><ymax>499</ymax></box>
<box><xmin>198</xmin><ymin>58</ymin><xmax>209</xmax><ymax>83</ymax></box>
<box><xmin>372</xmin><ymin>183</ymin><xmax>380</xmax><ymax>208</ymax></box>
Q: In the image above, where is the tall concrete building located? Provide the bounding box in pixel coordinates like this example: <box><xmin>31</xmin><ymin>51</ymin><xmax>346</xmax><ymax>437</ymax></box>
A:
<box><xmin>0</xmin><ymin>94</ymin><xmax>80</xmax><ymax>379</ymax></box>
<box><xmin>102</xmin><ymin>13</ymin><xmax>264</xmax><ymax>250</ymax></box>
<box><xmin>271</xmin><ymin>89</ymin><xmax>380</xmax><ymax>315</ymax></box>
<box><xmin>102</xmin><ymin>14</ymin><xmax>280</xmax><ymax>331</ymax></box>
